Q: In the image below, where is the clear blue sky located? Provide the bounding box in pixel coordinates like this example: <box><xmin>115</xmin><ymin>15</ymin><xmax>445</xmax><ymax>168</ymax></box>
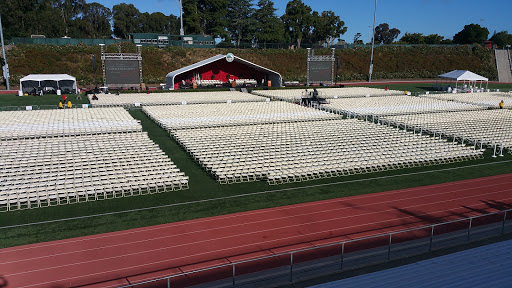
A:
<box><xmin>95</xmin><ymin>0</ymin><xmax>512</xmax><ymax>41</ymax></box>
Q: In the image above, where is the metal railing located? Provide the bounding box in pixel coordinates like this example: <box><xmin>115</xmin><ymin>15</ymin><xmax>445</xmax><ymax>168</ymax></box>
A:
<box><xmin>118</xmin><ymin>208</ymin><xmax>511</xmax><ymax>288</ymax></box>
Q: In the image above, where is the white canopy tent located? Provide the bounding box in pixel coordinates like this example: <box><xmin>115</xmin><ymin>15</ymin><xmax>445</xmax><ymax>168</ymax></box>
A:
<box><xmin>438</xmin><ymin>70</ymin><xmax>489</xmax><ymax>90</ymax></box>
<box><xmin>20</xmin><ymin>74</ymin><xmax>78</xmax><ymax>94</ymax></box>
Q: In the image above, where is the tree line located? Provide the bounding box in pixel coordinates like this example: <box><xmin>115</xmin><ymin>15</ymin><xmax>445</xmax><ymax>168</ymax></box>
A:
<box><xmin>1</xmin><ymin>0</ymin><xmax>511</xmax><ymax>48</ymax></box>
<box><xmin>0</xmin><ymin>0</ymin><xmax>347</xmax><ymax>48</ymax></box>
<box><xmin>0</xmin><ymin>0</ymin><xmax>180</xmax><ymax>40</ymax></box>
<box><xmin>397</xmin><ymin>24</ymin><xmax>512</xmax><ymax>47</ymax></box>
<box><xmin>182</xmin><ymin>0</ymin><xmax>346</xmax><ymax>48</ymax></box>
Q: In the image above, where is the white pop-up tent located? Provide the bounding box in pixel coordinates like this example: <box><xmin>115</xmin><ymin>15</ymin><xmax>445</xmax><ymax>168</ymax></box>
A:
<box><xmin>438</xmin><ymin>70</ymin><xmax>489</xmax><ymax>90</ymax></box>
<box><xmin>20</xmin><ymin>74</ymin><xmax>78</xmax><ymax>94</ymax></box>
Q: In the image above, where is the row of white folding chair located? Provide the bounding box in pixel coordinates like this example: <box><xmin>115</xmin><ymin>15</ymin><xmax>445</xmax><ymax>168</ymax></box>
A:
<box><xmin>0</xmin><ymin>107</ymin><xmax>141</xmax><ymax>139</ymax></box>
<box><xmin>0</xmin><ymin>107</ymin><xmax>135</xmax><ymax>125</ymax></box>
<box><xmin>213</xmin><ymin>151</ymin><xmax>479</xmax><ymax>185</ymax></box>
<box><xmin>0</xmin><ymin>132</ymin><xmax>188</xmax><ymax>211</ymax></box>
<box><xmin>197</xmin><ymin>142</ymin><xmax>477</xmax><ymax>166</ymax></box>
<box><xmin>0</xmin><ymin>174</ymin><xmax>189</xmax><ymax>211</ymax></box>
<box><xmin>1</xmin><ymin>158</ymin><xmax>185</xmax><ymax>189</ymax></box>
<box><xmin>251</xmin><ymin>87</ymin><xmax>403</xmax><ymax>101</ymax></box>
<box><xmin>143</xmin><ymin>102</ymin><xmax>339</xmax><ymax>130</ymax></box>
<box><xmin>89</xmin><ymin>91</ymin><xmax>266</xmax><ymax>106</ymax></box>
<box><xmin>1</xmin><ymin>165</ymin><xmax>183</xmax><ymax>189</ymax></box>
<box><xmin>174</xmin><ymin>122</ymin><xmax>451</xmax><ymax>150</ymax></box>
<box><xmin>319</xmin><ymin>96</ymin><xmax>484</xmax><ymax>117</ymax></box>
<box><xmin>172</xmin><ymin>119</ymin><xmax>480</xmax><ymax>184</ymax></box>
<box><xmin>176</xmin><ymin>135</ymin><xmax>459</xmax><ymax>158</ymax></box>
<box><xmin>382</xmin><ymin>110</ymin><xmax>512</xmax><ymax>149</ymax></box>
<box><xmin>265</xmin><ymin>154</ymin><xmax>475</xmax><ymax>185</ymax></box>
<box><xmin>421</xmin><ymin>92</ymin><xmax>512</xmax><ymax>108</ymax></box>
<box><xmin>194</xmin><ymin>141</ymin><xmax>473</xmax><ymax>163</ymax></box>
<box><xmin>0</xmin><ymin>127</ymin><xmax>142</xmax><ymax>140</ymax></box>
<box><xmin>0</xmin><ymin>173</ymin><xmax>189</xmax><ymax>211</ymax></box>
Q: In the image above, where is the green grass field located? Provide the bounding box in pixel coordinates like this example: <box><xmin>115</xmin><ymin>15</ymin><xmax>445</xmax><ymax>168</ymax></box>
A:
<box><xmin>1</xmin><ymin>84</ymin><xmax>512</xmax><ymax>248</ymax></box>
<box><xmin>0</xmin><ymin>93</ymin><xmax>91</xmax><ymax>108</ymax></box>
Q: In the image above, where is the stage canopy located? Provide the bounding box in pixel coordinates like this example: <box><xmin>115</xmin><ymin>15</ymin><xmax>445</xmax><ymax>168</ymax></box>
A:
<box><xmin>20</xmin><ymin>74</ymin><xmax>78</xmax><ymax>94</ymax></box>
<box><xmin>165</xmin><ymin>54</ymin><xmax>282</xmax><ymax>90</ymax></box>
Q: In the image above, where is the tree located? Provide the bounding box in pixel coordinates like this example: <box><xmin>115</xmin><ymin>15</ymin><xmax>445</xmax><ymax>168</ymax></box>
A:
<box><xmin>489</xmin><ymin>31</ymin><xmax>512</xmax><ymax>48</ymax></box>
<box><xmin>79</xmin><ymin>2</ymin><xmax>112</xmax><ymax>38</ymax></box>
<box><xmin>311</xmin><ymin>11</ymin><xmax>347</xmax><ymax>46</ymax></box>
<box><xmin>374</xmin><ymin>23</ymin><xmax>400</xmax><ymax>44</ymax></box>
<box><xmin>400</xmin><ymin>32</ymin><xmax>424</xmax><ymax>44</ymax></box>
<box><xmin>440</xmin><ymin>39</ymin><xmax>453</xmax><ymax>44</ymax></box>
<box><xmin>0</xmin><ymin>0</ymin><xmax>45</xmax><ymax>39</ymax></box>
<box><xmin>182</xmin><ymin>0</ymin><xmax>229</xmax><ymax>38</ymax></box>
<box><xmin>453</xmin><ymin>24</ymin><xmax>489</xmax><ymax>44</ymax></box>
<box><xmin>182</xmin><ymin>0</ymin><xmax>202</xmax><ymax>34</ymax></box>
<box><xmin>168</xmin><ymin>14</ymin><xmax>181</xmax><ymax>35</ymax></box>
<box><xmin>281</xmin><ymin>0</ymin><xmax>313</xmax><ymax>48</ymax></box>
<box><xmin>31</xmin><ymin>0</ymin><xmax>66</xmax><ymax>38</ymax></box>
<box><xmin>253</xmin><ymin>0</ymin><xmax>285</xmax><ymax>46</ymax></box>
<box><xmin>424</xmin><ymin>34</ymin><xmax>444</xmax><ymax>44</ymax></box>
<box><xmin>353</xmin><ymin>33</ymin><xmax>362</xmax><ymax>44</ymax></box>
<box><xmin>53</xmin><ymin>0</ymin><xmax>86</xmax><ymax>36</ymax></box>
<box><xmin>226</xmin><ymin>0</ymin><xmax>256</xmax><ymax>46</ymax></box>
<box><xmin>141</xmin><ymin>12</ymin><xmax>172</xmax><ymax>34</ymax></box>
<box><xmin>113</xmin><ymin>3</ymin><xmax>141</xmax><ymax>38</ymax></box>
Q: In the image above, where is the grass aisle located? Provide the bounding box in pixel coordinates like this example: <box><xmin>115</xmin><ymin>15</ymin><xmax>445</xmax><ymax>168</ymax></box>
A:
<box><xmin>1</xmin><ymin>109</ymin><xmax>512</xmax><ymax>248</ymax></box>
<box><xmin>0</xmin><ymin>94</ymin><xmax>90</xmax><ymax>108</ymax></box>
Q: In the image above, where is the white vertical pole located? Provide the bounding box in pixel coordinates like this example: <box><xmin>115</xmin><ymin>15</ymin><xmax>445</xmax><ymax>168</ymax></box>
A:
<box><xmin>290</xmin><ymin>252</ymin><xmax>294</xmax><ymax>282</ymax></box>
<box><xmin>368</xmin><ymin>0</ymin><xmax>377</xmax><ymax>82</ymax></box>
<box><xmin>0</xmin><ymin>13</ymin><xmax>10</xmax><ymax>90</ymax></box>
<box><xmin>179</xmin><ymin>0</ymin><xmax>184</xmax><ymax>36</ymax></box>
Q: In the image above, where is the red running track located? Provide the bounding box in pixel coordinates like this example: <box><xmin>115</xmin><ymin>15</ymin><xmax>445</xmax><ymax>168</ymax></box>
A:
<box><xmin>1</xmin><ymin>173</ymin><xmax>511</xmax><ymax>288</ymax></box>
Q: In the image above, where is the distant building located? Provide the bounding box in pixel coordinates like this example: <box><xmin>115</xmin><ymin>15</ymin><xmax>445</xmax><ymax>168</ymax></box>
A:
<box><xmin>128</xmin><ymin>33</ymin><xmax>215</xmax><ymax>48</ymax></box>
<box><xmin>483</xmin><ymin>41</ymin><xmax>495</xmax><ymax>49</ymax></box>
<box><xmin>10</xmin><ymin>33</ymin><xmax>216</xmax><ymax>48</ymax></box>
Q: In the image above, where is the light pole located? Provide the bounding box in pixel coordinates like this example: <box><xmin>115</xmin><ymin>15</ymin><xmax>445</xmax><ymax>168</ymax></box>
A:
<box><xmin>179</xmin><ymin>0</ymin><xmax>184</xmax><ymax>36</ymax></box>
<box><xmin>368</xmin><ymin>0</ymin><xmax>377</xmax><ymax>82</ymax></box>
<box><xmin>0</xmin><ymin>13</ymin><xmax>10</xmax><ymax>90</ymax></box>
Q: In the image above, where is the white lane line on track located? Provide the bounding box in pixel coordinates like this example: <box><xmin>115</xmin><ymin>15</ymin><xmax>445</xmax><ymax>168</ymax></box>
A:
<box><xmin>10</xmin><ymin>196</ymin><xmax>512</xmax><ymax>288</ymax></box>
<box><xmin>1</xmin><ymin>179</ymin><xmax>508</xmax><ymax>264</ymax></box>
<box><xmin>2</xmin><ymin>172</ymin><xmax>511</xmax><ymax>255</ymax></box>
<box><xmin>5</xmin><ymin>191</ymin><xmax>511</xmax><ymax>279</ymax></box>
<box><xmin>1</xmin><ymin>180</ymin><xmax>509</xmax><ymax>267</ymax></box>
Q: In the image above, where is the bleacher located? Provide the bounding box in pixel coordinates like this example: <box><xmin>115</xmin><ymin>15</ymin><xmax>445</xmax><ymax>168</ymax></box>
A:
<box><xmin>142</xmin><ymin>101</ymin><xmax>339</xmax><ymax>131</ymax></box>
<box><xmin>0</xmin><ymin>108</ymin><xmax>188</xmax><ymax>212</ymax></box>
<box><xmin>88</xmin><ymin>91</ymin><xmax>266</xmax><ymax>106</ymax></box>
<box><xmin>172</xmin><ymin>119</ymin><xmax>482</xmax><ymax>185</ymax></box>
<box><xmin>310</xmin><ymin>239</ymin><xmax>512</xmax><ymax>288</ymax></box>
<box><xmin>252</xmin><ymin>87</ymin><xmax>403</xmax><ymax>101</ymax></box>
<box><xmin>382</xmin><ymin>109</ymin><xmax>512</xmax><ymax>152</ymax></box>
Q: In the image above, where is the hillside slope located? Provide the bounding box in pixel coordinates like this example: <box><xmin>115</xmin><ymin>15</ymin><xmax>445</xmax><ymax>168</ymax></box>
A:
<box><xmin>4</xmin><ymin>43</ymin><xmax>497</xmax><ymax>86</ymax></box>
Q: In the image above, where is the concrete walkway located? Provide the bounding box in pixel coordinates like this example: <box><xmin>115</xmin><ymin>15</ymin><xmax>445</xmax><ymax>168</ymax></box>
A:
<box><xmin>495</xmin><ymin>49</ymin><xmax>512</xmax><ymax>83</ymax></box>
